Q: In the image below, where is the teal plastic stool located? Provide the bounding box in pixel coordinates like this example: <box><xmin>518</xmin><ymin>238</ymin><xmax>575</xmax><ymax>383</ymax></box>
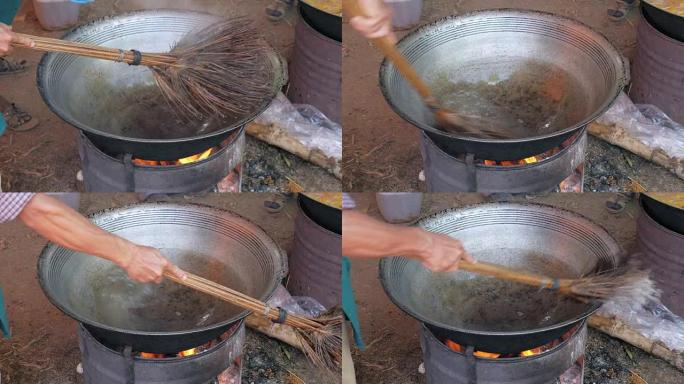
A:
<box><xmin>0</xmin><ymin>0</ymin><xmax>21</xmax><ymax>25</ymax></box>
<box><xmin>342</xmin><ymin>257</ymin><xmax>364</xmax><ymax>349</ymax></box>
<box><xmin>0</xmin><ymin>287</ymin><xmax>10</xmax><ymax>338</ymax></box>
<box><xmin>0</xmin><ymin>115</ymin><xmax>6</xmax><ymax>137</ymax></box>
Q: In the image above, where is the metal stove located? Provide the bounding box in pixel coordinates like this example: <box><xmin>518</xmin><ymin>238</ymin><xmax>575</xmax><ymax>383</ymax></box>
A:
<box><xmin>78</xmin><ymin>129</ymin><xmax>244</xmax><ymax>193</ymax></box>
<box><xmin>420</xmin><ymin>321</ymin><xmax>587</xmax><ymax>384</ymax></box>
<box><xmin>420</xmin><ymin>129</ymin><xmax>586</xmax><ymax>193</ymax></box>
<box><xmin>77</xmin><ymin>321</ymin><xmax>244</xmax><ymax>384</ymax></box>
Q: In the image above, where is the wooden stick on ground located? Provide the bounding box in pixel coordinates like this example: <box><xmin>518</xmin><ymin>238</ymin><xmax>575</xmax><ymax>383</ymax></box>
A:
<box><xmin>589</xmin><ymin>314</ymin><xmax>684</xmax><ymax>371</ymax></box>
<box><xmin>588</xmin><ymin>122</ymin><xmax>684</xmax><ymax>180</ymax></box>
<box><xmin>246</xmin><ymin>313</ymin><xmax>306</xmax><ymax>351</ymax></box>
<box><xmin>246</xmin><ymin>122</ymin><xmax>341</xmax><ymax>179</ymax></box>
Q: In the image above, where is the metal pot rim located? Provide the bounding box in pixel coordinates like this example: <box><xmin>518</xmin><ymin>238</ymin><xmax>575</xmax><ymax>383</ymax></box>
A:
<box><xmin>297</xmin><ymin>195</ymin><xmax>342</xmax><ymax>237</ymax></box>
<box><xmin>36</xmin><ymin>9</ymin><xmax>285</xmax><ymax>145</ymax></box>
<box><xmin>642</xmin><ymin>0</ymin><xmax>684</xmax><ymax>21</ymax></box>
<box><xmin>379</xmin><ymin>201</ymin><xmax>622</xmax><ymax>337</ymax></box>
<box><xmin>378</xmin><ymin>8</ymin><xmax>629</xmax><ymax>144</ymax></box>
<box><xmin>639</xmin><ymin>196</ymin><xmax>684</xmax><ymax>239</ymax></box>
<box><xmin>37</xmin><ymin>201</ymin><xmax>288</xmax><ymax>337</ymax></box>
<box><xmin>639</xmin><ymin>6</ymin><xmax>684</xmax><ymax>46</ymax></box>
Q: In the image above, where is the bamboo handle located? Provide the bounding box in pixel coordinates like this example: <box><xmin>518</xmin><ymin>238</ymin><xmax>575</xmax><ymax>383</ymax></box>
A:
<box><xmin>458</xmin><ymin>261</ymin><xmax>572</xmax><ymax>290</ymax></box>
<box><xmin>11</xmin><ymin>33</ymin><xmax>176</xmax><ymax>67</ymax></box>
<box><xmin>163</xmin><ymin>270</ymin><xmax>322</xmax><ymax>332</ymax></box>
<box><xmin>343</xmin><ymin>0</ymin><xmax>434</xmax><ymax>100</ymax></box>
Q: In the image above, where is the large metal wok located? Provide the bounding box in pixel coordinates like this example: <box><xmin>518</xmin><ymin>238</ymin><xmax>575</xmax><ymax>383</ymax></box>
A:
<box><xmin>37</xmin><ymin>10</ymin><xmax>285</xmax><ymax>160</ymax></box>
<box><xmin>379</xmin><ymin>203</ymin><xmax>621</xmax><ymax>353</ymax></box>
<box><xmin>38</xmin><ymin>203</ymin><xmax>287</xmax><ymax>353</ymax></box>
<box><xmin>379</xmin><ymin>9</ymin><xmax>629</xmax><ymax>160</ymax></box>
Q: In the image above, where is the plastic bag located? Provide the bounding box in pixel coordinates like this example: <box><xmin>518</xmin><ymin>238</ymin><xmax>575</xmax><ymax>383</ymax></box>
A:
<box><xmin>596</xmin><ymin>92</ymin><xmax>684</xmax><ymax>158</ymax></box>
<box><xmin>265</xmin><ymin>285</ymin><xmax>327</xmax><ymax>318</ymax></box>
<box><xmin>255</xmin><ymin>93</ymin><xmax>342</xmax><ymax>161</ymax></box>
<box><xmin>597</xmin><ymin>293</ymin><xmax>684</xmax><ymax>353</ymax></box>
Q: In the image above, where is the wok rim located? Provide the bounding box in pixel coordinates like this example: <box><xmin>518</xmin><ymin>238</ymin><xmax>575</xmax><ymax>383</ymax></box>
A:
<box><xmin>36</xmin><ymin>9</ymin><xmax>284</xmax><ymax>146</ymax></box>
<box><xmin>37</xmin><ymin>201</ymin><xmax>288</xmax><ymax>338</ymax></box>
<box><xmin>639</xmin><ymin>194</ymin><xmax>684</xmax><ymax>239</ymax></box>
<box><xmin>378</xmin><ymin>201</ymin><xmax>621</xmax><ymax>338</ymax></box>
<box><xmin>378</xmin><ymin>8</ymin><xmax>630</xmax><ymax>145</ymax></box>
<box><xmin>639</xmin><ymin>5</ymin><xmax>684</xmax><ymax>45</ymax></box>
<box><xmin>642</xmin><ymin>0</ymin><xmax>684</xmax><ymax>21</ymax></box>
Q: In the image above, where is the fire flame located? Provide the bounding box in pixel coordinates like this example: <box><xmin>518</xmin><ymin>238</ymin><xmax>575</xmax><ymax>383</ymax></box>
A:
<box><xmin>178</xmin><ymin>148</ymin><xmax>214</xmax><ymax>165</ymax></box>
<box><xmin>138</xmin><ymin>347</ymin><xmax>199</xmax><ymax>359</ymax></box>
<box><xmin>178</xmin><ymin>347</ymin><xmax>199</xmax><ymax>357</ymax></box>
<box><xmin>520</xmin><ymin>347</ymin><xmax>544</xmax><ymax>357</ymax></box>
<box><xmin>445</xmin><ymin>340</ymin><xmax>543</xmax><ymax>359</ymax></box>
<box><xmin>132</xmin><ymin>147</ymin><xmax>216</xmax><ymax>167</ymax></box>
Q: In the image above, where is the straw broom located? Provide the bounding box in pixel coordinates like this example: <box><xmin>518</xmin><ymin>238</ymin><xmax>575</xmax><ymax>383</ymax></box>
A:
<box><xmin>12</xmin><ymin>17</ymin><xmax>275</xmax><ymax>120</ymax></box>
<box><xmin>458</xmin><ymin>261</ymin><xmax>660</xmax><ymax>305</ymax></box>
<box><xmin>163</xmin><ymin>270</ymin><xmax>342</xmax><ymax>371</ymax></box>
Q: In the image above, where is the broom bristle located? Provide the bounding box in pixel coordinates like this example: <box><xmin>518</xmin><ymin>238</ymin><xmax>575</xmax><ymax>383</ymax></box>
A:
<box><xmin>293</xmin><ymin>308</ymin><xmax>343</xmax><ymax>372</ymax></box>
<box><xmin>152</xmin><ymin>17</ymin><xmax>275</xmax><ymax>120</ymax></box>
<box><xmin>568</xmin><ymin>266</ymin><xmax>660</xmax><ymax>306</ymax></box>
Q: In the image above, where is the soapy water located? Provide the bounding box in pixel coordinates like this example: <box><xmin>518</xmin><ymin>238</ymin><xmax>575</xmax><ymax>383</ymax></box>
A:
<box><xmin>88</xmin><ymin>85</ymin><xmax>238</xmax><ymax>140</ymax></box>
<box><xmin>72</xmin><ymin>248</ymin><xmax>250</xmax><ymax>332</ymax></box>
<box><xmin>431</xmin><ymin>62</ymin><xmax>588</xmax><ymax>138</ymax></box>
<box><xmin>407</xmin><ymin>249</ymin><xmax>593</xmax><ymax>332</ymax></box>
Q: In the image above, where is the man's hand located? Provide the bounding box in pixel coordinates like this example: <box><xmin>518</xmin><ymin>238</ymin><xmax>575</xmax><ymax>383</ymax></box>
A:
<box><xmin>0</xmin><ymin>23</ymin><xmax>35</xmax><ymax>56</ymax></box>
<box><xmin>349</xmin><ymin>0</ymin><xmax>397</xmax><ymax>43</ymax></box>
<box><xmin>342</xmin><ymin>210</ymin><xmax>475</xmax><ymax>272</ymax></box>
<box><xmin>412</xmin><ymin>229</ymin><xmax>475</xmax><ymax>272</ymax></box>
<box><xmin>118</xmin><ymin>243</ymin><xmax>187</xmax><ymax>284</ymax></box>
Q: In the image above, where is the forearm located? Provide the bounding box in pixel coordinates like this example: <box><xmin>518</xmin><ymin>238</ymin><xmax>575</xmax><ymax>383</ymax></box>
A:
<box><xmin>342</xmin><ymin>210</ymin><xmax>426</xmax><ymax>259</ymax></box>
<box><xmin>19</xmin><ymin>194</ymin><xmax>133</xmax><ymax>268</ymax></box>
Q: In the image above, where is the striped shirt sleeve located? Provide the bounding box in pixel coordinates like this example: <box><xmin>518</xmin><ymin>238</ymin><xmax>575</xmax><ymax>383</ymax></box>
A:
<box><xmin>0</xmin><ymin>193</ymin><xmax>35</xmax><ymax>223</ymax></box>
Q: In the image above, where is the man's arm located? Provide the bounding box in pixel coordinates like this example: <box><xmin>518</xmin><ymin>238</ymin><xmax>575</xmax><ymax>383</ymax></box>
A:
<box><xmin>342</xmin><ymin>210</ymin><xmax>475</xmax><ymax>272</ymax></box>
<box><xmin>19</xmin><ymin>194</ymin><xmax>185</xmax><ymax>283</ymax></box>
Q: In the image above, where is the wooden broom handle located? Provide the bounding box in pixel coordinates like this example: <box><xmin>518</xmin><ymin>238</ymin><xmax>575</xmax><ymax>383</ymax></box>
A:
<box><xmin>458</xmin><ymin>261</ymin><xmax>573</xmax><ymax>291</ymax></box>
<box><xmin>11</xmin><ymin>32</ymin><xmax>175</xmax><ymax>67</ymax></box>
<box><xmin>343</xmin><ymin>0</ymin><xmax>434</xmax><ymax>101</ymax></box>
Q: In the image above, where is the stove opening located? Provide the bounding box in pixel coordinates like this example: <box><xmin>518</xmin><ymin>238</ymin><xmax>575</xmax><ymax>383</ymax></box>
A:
<box><xmin>443</xmin><ymin>324</ymin><xmax>580</xmax><ymax>359</ymax></box>
<box><xmin>481</xmin><ymin>132</ymin><xmax>580</xmax><ymax>167</ymax></box>
<box><xmin>131</xmin><ymin>140</ymin><xmax>230</xmax><ymax>167</ymax></box>
<box><xmin>136</xmin><ymin>331</ymin><xmax>232</xmax><ymax>359</ymax></box>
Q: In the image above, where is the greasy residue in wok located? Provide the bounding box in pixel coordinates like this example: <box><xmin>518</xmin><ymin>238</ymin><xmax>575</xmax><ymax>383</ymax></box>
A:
<box><xmin>77</xmin><ymin>248</ymin><xmax>249</xmax><ymax>332</ymax></box>
<box><xmin>431</xmin><ymin>61</ymin><xmax>588</xmax><ymax>138</ymax></box>
<box><xmin>84</xmin><ymin>81</ymin><xmax>243</xmax><ymax>140</ymax></box>
<box><xmin>407</xmin><ymin>249</ymin><xmax>592</xmax><ymax>332</ymax></box>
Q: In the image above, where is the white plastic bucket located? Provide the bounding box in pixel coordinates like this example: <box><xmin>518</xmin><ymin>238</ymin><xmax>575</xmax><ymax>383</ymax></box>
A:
<box><xmin>32</xmin><ymin>0</ymin><xmax>88</xmax><ymax>31</ymax></box>
<box><xmin>376</xmin><ymin>192</ymin><xmax>423</xmax><ymax>224</ymax></box>
<box><xmin>385</xmin><ymin>0</ymin><xmax>423</xmax><ymax>30</ymax></box>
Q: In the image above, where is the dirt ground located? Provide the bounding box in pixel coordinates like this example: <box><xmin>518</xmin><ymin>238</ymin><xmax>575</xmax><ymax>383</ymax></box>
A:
<box><xmin>0</xmin><ymin>193</ymin><xmax>337</xmax><ymax>384</ymax></box>
<box><xmin>0</xmin><ymin>0</ymin><xmax>339</xmax><ymax>193</ymax></box>
<box><xmin>342</xmin><ymin>0</ymin><xmax>684</xmax><ymax>192</ymax></box>
<box><xmin>347</xmin><ymin>192</ymin><xmax>684</xmax><ymax>384</ymax></box>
